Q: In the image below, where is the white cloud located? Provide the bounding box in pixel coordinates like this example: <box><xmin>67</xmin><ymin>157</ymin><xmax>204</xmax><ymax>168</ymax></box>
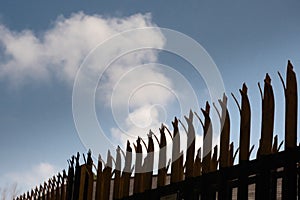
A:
<box><xmin>0</xmin><ymin>12</ymin><xmax>163</xmax><ymax>85</ymax></box>
<box><xmin>5</xmin><ymin>162</ymin><xmax>58</xmax><ymax>193</ymax></box>
<box><xmin>0</xmin><ymin>11</ymin><xmax>171</xmax><ymax>150</ymax></box>
<box><xmin>0</xmin><ymin>12</ymin><xmax>218</xmax><ymax>173</ymax></box>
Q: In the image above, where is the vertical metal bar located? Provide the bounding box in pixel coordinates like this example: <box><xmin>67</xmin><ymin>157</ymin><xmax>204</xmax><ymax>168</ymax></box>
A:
<box><xmin>73</xmin><ymin>153</ymin><xmax>81</xmax><ymax>200</ymax></box>
<box><xmin>144</xmin><ymin>133</ymin><xmax>154</xmax><ymax>191</ymax></box>
<box><xmin>284</xmin><ymin>61</ymin><xmax>298</xmax><ymax>150</ymax></box>
<box><xmin>259</xmin><ymin>73</ymin><xmax>275</xmax><ymax>156</ymax></box>
<box><xmin>56</xmin><ymin>175</ymin><xmax>60</xmax><ymax>200</ymax></box>
<box><xmin>121</xmin><ymin>141</ymin><xmax>132</xmax><ymax>198</ymax></box>
<box><xmin>113</xmin><ymin>146</ymin><xmax>122</xmax><ymax>199</ymax></box>
<box><xmin>237</xmin><ymin>83</ymin><xmax>251</xmax><ymax>200</ymax></box>
<box><xmin>86</xmin><ymin>151</ymin><xmax>94</xmax><ymax>200</ymax></box>
<box><xmin>66</xmin><ymin>157</ymin><xmax>74</xmax><ymax>200</ymax></box>
<box><xmin>101</xmin><ymin>150</ymin><xmax>113</xmax><ymax>200</ymax></box>
<box><xmin>238</xmin><ymin>83</ymin><xmax>251</xmax><ymax>162</ymax></box>
<box><xmin>133</xmin><ymin>137</ymin><xmax>143</xmax><ymax>194</ymax></box>
<box><xmin>157</xmin><ymin>125</ymin><xmax>167</xmax><ymax>187</ymax></box>
<box><xmin>219</xmin><ymin>94</ymin><xmax>230</xmax><ymax>168</ymax></box>
<box><xmin>171</xmin><ymin>117</ymin><xmax>183</xmax><ymax>183</ymax></box>
<box><xmin>256</xmin><ymin>74</ymin><xmax>275</xmax><ymax>200</ymax></box>
<box><xmin>201</xmin><ymin>102</ymin><xmax>213</xmax><ymax>200</ymax></box>
<box><xmin>202</xmin><ymin>102</ymin><xmax>212</xmax><ymax>174</ymax></box>
<box><xmin>95</xmin><ymin>155</ymin><xmax>103</xmax><ymax>200</ymax></box>
<box><xmin>185</xmin><ymin>110</ymin><xmax>196</xmax><ymax>179</ymax></box>
<box><xmin>61</xmin><ymin>171</ymin><xmax>66</xmax><ymax>200</ymax></box>
<box><xmin>217</xmin><ymin>94</ymin><xmax>231</xmax><ymax>200</ymax></box>
<box><xmin>282</xmin><ymin>61</ymin><xmax>298</xmax><ymax>200</ymax></box>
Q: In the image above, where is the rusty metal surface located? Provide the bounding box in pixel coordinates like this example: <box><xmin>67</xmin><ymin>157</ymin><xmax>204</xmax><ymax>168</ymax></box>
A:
<box><xmin>218</xmin><ymin>94</ymin><xmax>231</xmax><ymax>168</ymax></box>
<box><xmin>157</xmin><ymin>125</ymin><xmax>167</xmax><ymax>187</ymax></box>
<box><xmin>202</xmin><ymin>102</ymin><xmax>212</xmax><ymax>173</ymax></box>
<box><xmin>238</xmin><ymin>83</ymin><xmax>251</xmax><ymax>162</ymax></box>
<box><xmin>185</xmin><ymin>110</ymin><xmax>195</xmax><ymax>178</ymax></box>
<box><xmin>259</xmin><ymin>74</ymin><xmax>275</xmax><ymax>156</ymax></box>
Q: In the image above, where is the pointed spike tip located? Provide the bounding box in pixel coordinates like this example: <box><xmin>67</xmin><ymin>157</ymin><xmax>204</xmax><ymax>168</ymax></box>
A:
<box><xmin>205</xmin><ymin>101</ymin><xmax>210</xmax><ymax>111</ymax></box>
<box><xmin>287</xmin><ymin>60</ymin><xmax>294</xmax><ymax>71</ymax></box>
<box><xmin>223</xmin><ymin>93</ymin><xmax>228</xmax><ymax>104</ymax></box>
<box><xmin>242</xmin><ymin>83</ymin><xmax>248</xmax><ymax>92</ymax></box>
<box><xmin>265</xmin><ymin>73</ymin><xmax>271</xmax><ymax>84</ymax></box>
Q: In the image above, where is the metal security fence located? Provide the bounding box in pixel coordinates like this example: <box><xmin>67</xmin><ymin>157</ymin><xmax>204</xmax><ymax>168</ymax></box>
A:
<box><xmin>15</xmin><ymin>61</ymin><xmax>300</xmax><ymax>200</ymax></box>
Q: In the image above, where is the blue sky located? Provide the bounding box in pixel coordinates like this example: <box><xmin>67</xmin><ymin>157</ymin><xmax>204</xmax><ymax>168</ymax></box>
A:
<box><xmin>0</xmin><ymin>0</ymin><xmax>300</xmax><ymax>195</ymax></box>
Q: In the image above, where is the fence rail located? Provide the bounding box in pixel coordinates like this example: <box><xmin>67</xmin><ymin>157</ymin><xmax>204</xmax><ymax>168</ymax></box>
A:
<box><xmin>15</xmin><ymin>61</ymin><xmax>300</xmax><ymax>200</ymax></box>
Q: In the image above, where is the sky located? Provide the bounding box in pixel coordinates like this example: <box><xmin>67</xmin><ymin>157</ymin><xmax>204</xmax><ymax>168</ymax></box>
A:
<box><xmin>0</xmin><ymin>0</ymin><xmax>300</xmax><ymax>196</ymax></box>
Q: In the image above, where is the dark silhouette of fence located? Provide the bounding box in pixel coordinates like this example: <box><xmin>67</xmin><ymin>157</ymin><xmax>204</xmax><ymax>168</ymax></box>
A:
<box><xmin>15</xmin><ymin>61</ymin><xmax>300</xmax><ymax>200</ymax></box>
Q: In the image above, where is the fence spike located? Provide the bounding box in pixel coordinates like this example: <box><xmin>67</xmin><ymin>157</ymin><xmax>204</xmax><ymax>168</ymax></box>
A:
<box><xmin>171</xmin><ymin>117</ymin><xmax>183</xmax><ymax>183</ymax></box>
<box><xmin>95</xmin><ymin>154</ymin><xmax>103</xmax><ymax>200</ymax></box>
<box><xmin>113</xmin><ymin>146</ymin><xmax>122</xmax><ymax>199</ymax></box>
<box><xmin>120</xmin><ymin>140</ymin><xmax>133</xmax><ymax>198</ymax></box>
<box><xmin>258</xmin><ymin>73</ymin><xmax>275</xmax><ymax>156</ymax></box>
<box><xmin>218</xmin><ymin>93</ymin><xmax>231</xmax><ymax>168</ymax></box>
<box><xmin>238</xmin><ymin>83</ymin><xmax>251</xmax><ymax>162</ymax></box>
<box><xmin>157</xmin><ymin>125</ymin><xmax>167</xmax><ymax>187</ymax></box>
<box><xmin>133</xmin><ymin>137</ymin><xmax>143</xmax><ymax>194</ymax></box>
<box><xmin>282</xmin><ymin>60</ymin><xmax>298</xmax><ymax>199</ymax></box>
<box><xmin>237</xmin><ymin>84</ymin><xmax>252</xmax><ymax>199</ymax></box>
<box><xmin>283</xmin><ymin>60</ymin><xmax>297</xmax><ymax>149</ymax></box>
<box><xmin>202</xmin><ymin>102</ymin><xmax>213</xmax><ymax>173</ymax></box>
<box><xmin>142</xmin><ymin>133</ymin><xmax>154</xmax><ymax>191</ymax></box>
<box><xmin>185</xmin><ymin>109</ymin><xmax>196</xmax><ymax>178</ymax></box>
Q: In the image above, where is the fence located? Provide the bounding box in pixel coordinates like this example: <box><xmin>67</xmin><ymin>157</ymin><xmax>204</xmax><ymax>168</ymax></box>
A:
<box><xmin>15</xmin><ymin>61</ymin><xmax>300</xmax><ymax>200</ymax></box>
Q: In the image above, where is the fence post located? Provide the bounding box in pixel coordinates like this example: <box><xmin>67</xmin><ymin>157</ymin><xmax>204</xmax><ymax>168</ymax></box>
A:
<box><xmin>102</xmin><ymin>150</ymin><xmax>113</xmax><ymax>200</ymax></box>
<box><xmin>201</xmin><ymin>102</ymin><xmax>212</xmax><ymax>174</ymax></box>
<box><xmin>270</xmin><ymin>136</ymin><xmax>281</xmax><ymax>200</ymax></box>
<box><xmin>42</xmin><ymin>183</ymin><xmax>46</xmax><ymax>200</ymax></box>
<box><xmin>258</xmin><ymin>74</ymin><xmax>274</xmax><ymax>156</ymax></box>
<box><xmin>46</xmin><ymin>181</ymin><xmax>50</xmax><ymax>200</ymax></box>
<box><xmin>51</xmin><ymin>178</ymin><xmax>55</xmax><ymax>200</ymax></box>
<box><xmin>133</xmin><ymin>137</ymin><xmax>143</xmax><ymax>194</ymax></box>
<box><xmin>215</xmin><ymin>94</ymin><xmax>231</xmax><ymax>200</ymax></box>
<box><xmin>84</xmin><ymin>151</ymin><xmax>94</xmax><ymax>200</ymax></box>
<box><xmin>56</xmin><ymin>174</ymin><xmax>60</xmax><ymax>200</ymax></box>
<box><xmin>185</xmin><ymin>110</ymin><xmax>196</xmax><ymax>179</ymax></box>
<box><xmin>66</xmin><ymin>156</ymin><xmax>74</xmax><ymax>200</ymax></box>
<box><xmin>121</xmin><ymin>141</ymin><xmax>133</xmax><ymax>198</ymax></box>
<box><xmin>73</xmin><ymin>153</ymin><xmax>81</xmax><ymax>200</ymax></box>
<box><xmin>95</xmin><ymin>154</ymin><xmax>103</xmax><ymax>200</ymax></box>
<box><xmin>233</xmin><ymin>83</ymin><xmax>251</xmax><ymax>200</ymax></box>
<box><xmin>255</xmin><ymin>74</ymin><xmax>275</xmax><ymax>200</ymax></box>
<box><xmin>280</xmin><ymin>61</ymin><xmax>298</xmax><ymax>200</ymax></box>
<box><xmin>61</xmin><ymin>170</ymin><xmax>66</xmax><ymax>200</ymax></box>
<box><xmin>201</xmin><ymin>102</ymin><xmax>213</xmax><ymax>200</ymax></box>
<box><xmin>157</xmin><ymin>125</ymin><xmax>167</xmax><ymax>187</ymax></box>
<box><xmin>142</xmin><ymin>132</ymin><xmax>154</xmax><ymax>191</ymax></box>
<box><xmin>113</xmin><ymin>146</ymin><xmax>122</xmax><ymax>199</ymax></box>
<box><xmin>218</xmin><ymin>94</ymin><xmax>230</xmax><ymax>168</ymax></box>
<box><xmin>171</xmin><ymin>117</ymin><xmax>184</xmax><ymax>183</ymax></box>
